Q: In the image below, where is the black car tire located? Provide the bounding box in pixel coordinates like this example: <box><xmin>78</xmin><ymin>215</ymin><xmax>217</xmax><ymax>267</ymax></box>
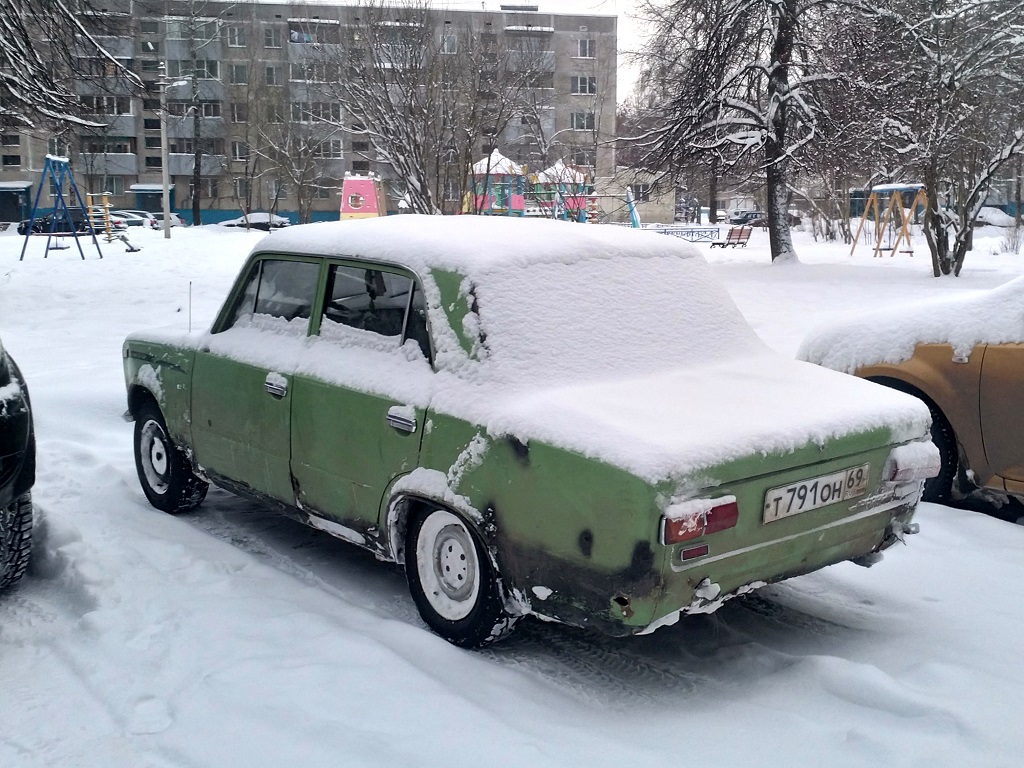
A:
<box><xmin>923</xmin><ymin>405</ymin><xmax>958</xmax><ymax>504</ymax></box>
<box><xmin>134</xmin><ymin>400</ymin><xmax>208</xmax><ymax>514</ymax></box>
<box><xmin>406</xmin><ymin>507</ymin><xmax>518</xmax><ymax>648</ymax></box>
<box><xmin>0</xmin><ymin>493</ymin><xmax>33</xmax><ymax>592</ymax></box>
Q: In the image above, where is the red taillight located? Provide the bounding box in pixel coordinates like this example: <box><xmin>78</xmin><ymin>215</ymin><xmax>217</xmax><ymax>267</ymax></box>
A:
<box><xmin>661</xmin><ymin>495</ymin><xmax>739</xmax><ymax>545</ymax></box>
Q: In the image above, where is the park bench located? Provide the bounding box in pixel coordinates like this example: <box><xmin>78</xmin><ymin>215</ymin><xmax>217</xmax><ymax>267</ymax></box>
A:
<box><xmin>710</xmin><ymin>226</ymin><xmax>752</xmax><ymax>248</ymax></box>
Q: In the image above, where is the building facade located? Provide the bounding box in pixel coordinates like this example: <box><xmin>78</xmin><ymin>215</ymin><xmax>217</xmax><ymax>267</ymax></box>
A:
<box><xmin>0</xmin><ymin>1</ymin><xmax>616</xmax><ymax>223</ymax></box>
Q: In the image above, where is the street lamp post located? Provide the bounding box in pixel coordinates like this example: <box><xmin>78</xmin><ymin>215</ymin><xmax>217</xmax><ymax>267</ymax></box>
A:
<box><xmin>157</xmin><ymin>63</ymin><xmax>172</xmax><ymax>239</ymax></box>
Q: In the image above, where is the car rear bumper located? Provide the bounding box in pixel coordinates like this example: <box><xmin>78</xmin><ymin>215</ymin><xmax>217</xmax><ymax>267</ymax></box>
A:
<box><xmin>638</xmin><ymin>481</ymin><xmax>921</xmax><ymax>634</ymax></box>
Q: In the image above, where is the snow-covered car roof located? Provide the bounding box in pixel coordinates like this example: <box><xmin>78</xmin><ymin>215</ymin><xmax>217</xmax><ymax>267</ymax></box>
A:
<box><xmin>257</xmin><ymin>215</ymin><xmax>698</xmax><ymax>276</ymax></box>
<box><xmin>220</xmin><ymin>212</ymin><xmax>291</xmax><ymax>227</ymax></box>
<box><xmin>798</xmin><ymin>275</ymin><xmax>1024</xmax><ymax>373</ymax></box>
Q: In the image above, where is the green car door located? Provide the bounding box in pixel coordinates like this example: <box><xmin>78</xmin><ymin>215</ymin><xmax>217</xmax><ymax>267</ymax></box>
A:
<box><xmin>289</xmin><ymin>262</ymin><xmax>432</xmax><ymax>530</ymax></box>
<box><xmin>191</xmin><ymin>256</ymin><xmax>322</xmax><ymax>503</ymax></box>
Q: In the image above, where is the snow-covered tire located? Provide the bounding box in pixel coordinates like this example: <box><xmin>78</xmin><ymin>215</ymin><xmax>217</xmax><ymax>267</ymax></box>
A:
<box><xmin>406</xmin><ymin>507</ymin><xmax>518</xmax><ymax>648</ymax></box>
<box><xmin>134</xmin><ymin>400</ymin><xmax>208</xmax><ymax>514</ymax></box>
<box><xmin>0</xmin><ymin>493</ymin><xmax>33</xmax><ymax>592</ymax></box>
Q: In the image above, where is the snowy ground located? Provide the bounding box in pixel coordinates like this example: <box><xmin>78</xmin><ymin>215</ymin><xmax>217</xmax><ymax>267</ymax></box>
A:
<box><xmin>1</xmin><ymin>222</ymin><xmax>1022</xmax><ymax>768</ymax></box>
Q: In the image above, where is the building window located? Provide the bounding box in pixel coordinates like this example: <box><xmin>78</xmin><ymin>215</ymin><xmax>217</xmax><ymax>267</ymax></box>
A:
<box><xmin>230</xmin><ymin>64</ymin><xmax>248</xmax><ymax>85</ymax></box>
<box><xmin>143</xmin><ymin>118</ymin><xmax>160</xmax><ymax>130</ymax></box>
<box><xmin>166</xmin><ymin>19</ymin><xmax>218</xmax><ymax>43</ymax></box>
<box><xmin>440</xmin><ymin>32</ymin><xmax>457</xmax><ymax>54</ymax></box>
<box><xmin>227</xmin><ymin>26</ymin><xmax>246</xmax><ymax>47</ymax></box>
<box><xmin>167</xmin><ymin>59</ymin><xmax>219</xmax><ymax>80</ymax></box>
<box><xmin>291</xmin><ymin>101</ymin><xmax>341</xmax><ymax>123</ymax></box>
<box><xmin>444</xmin><ymin>179</ymin><xmax>460</xmax><ymax>201</ymax></box>
<box><xmin>314</xmin><ymin>182</ymin><xmax>334</xmax><ymax>199</ymax></box>
<box><xmin>189</xmin><ymin>178</ymin><xmax>218</xmax><ymax>200</ymax></box>
<box><xmin>231</xmin><ymin>103</ymin><xmax>248</xmax><ymax>123</ymax></box>
<box><xmin>351</xmin><ymin>160</ymin><xmax>370</xmax><ymax>173</ymax></box>
<box><xmin>577</xmin><ymin>39</ymin><xmax>595</xmax><ymax>58</ymax></box>
<box><xmin>140</xmin><ymin>41</ymin><xmax>160</xmax><ymax>54</ymax></box>
<box><xmin>571</xmin><ymin>76</ymin><xmax>597</xmax><ymax>95</ymax></box>
<box><xmin>570</xmin><ymin>111</ymin><xmax>595</xmax><ymax>131</ymax></box>
<box><xmin>96</xmin><ymin>176</ymin><xmax>125</xmax><ymax>196</ymax></box>
<box><xmin>314</xmin><ymin>140</ymin><xmax>343</xmax><ymax>158</ymax></box>
<box><xmin>630</xmin><ymin>184</ymin><xmax>652</xmax><ymax>203</ymax></box>
<box><xmin>80</xmin><ymin>96</ymin><xmax>131</xmax><ymax>115</ymax></box>
<box><xmin>166</xmin><ymin>100</ymin><xmax>222</xmax><ymax>118</ymax></box>
<box><xmin>145</xmin><ymin>156</ymin><xmax>162</xmax><ymax>168</ymax></box>
<box><xmin>1</xmin><ymin>134</ymin><xmax>20</xmax><ymax>146</ymax></box>
<box><xmin>83</xmin><ymin>136</ymin><xmax>135</xmax><ymax>154</ymax></box>
<box><xmin>141</xmin><ymin>60</ymin><xmax>161</xmax><ymax>74</ymax></box>
<box><xmin>142</xmin><ymin>98</ymin><xmax>160</xmax><ymax>111</ymax></box>
<box><xmin>265</xmin><ymin>65</ymin><xmax>282</xmax><ymax>86</ymax></box>
<box><xmin>352</xmin><ymin>140</ymin><xmax>370</xmax><ymax>153</ymax></box>
<box><xmin>140</xmin><ymin>20</ymin><xmax>159</xmax><ymax>34</ymax></box>
<box><xmin>268</xmin><ymin>180</ymin><xmax>287</xmax><ymax>200</ymax></box>
<box><xmin>264</xmin><ymin>27</ymin><xmax>282</xmax><ymax>48</ymax></box>
<box><xmin>232</xmin><ymin>141</ymin><xmax>250</xmax><ymax>160</ymax></box>
<box><xmin>234</xmin><ymin>178</ymin><xmax>250</xmax><ymax>199</ymax></box>
<box><xmin>2</xmin><ymin>155</ymin><xmax>20</xmax><ymax>167</ymax></box>
<box><xmin>144</xmin><ymin>136</ymin><xmax>161</xmax><ymax>149</ymax></box>
<box><xmin>267</xmin><ymin>104</ymin><xmax>284</xmax><ymax>123</ymax></box>
<box><xmin>571</xmin><ymin>147</ymin><xmax>596</xmax><ymax>167</ymax></box>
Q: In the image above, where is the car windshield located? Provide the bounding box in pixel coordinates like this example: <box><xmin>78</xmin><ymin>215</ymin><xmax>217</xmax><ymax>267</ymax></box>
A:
<box><xmin>466</xmin><ymin>253</ymin><xmax>764</xmax><ymax>384</ymax></box>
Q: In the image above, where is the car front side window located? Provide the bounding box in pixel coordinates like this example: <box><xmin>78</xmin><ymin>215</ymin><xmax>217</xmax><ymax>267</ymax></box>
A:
<box><xmin>222</xmin><ymin>258</ymin><xmax>320</xmax><ymax>331</ymax></box>
<box><xmin>320</xmin><ymin>264</ymin><xmax>431</xmax><ymax>360</ymax></box>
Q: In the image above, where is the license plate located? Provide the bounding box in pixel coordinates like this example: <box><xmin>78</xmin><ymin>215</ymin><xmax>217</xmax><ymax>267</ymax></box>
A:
<box><xmin>763</xmin><ymin>464</ymin><xmax>870</xmax><ymax>523</ymax></box>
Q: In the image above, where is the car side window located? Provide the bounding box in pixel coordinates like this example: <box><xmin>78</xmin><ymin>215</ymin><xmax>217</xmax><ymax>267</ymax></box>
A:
<box><xmin>223</xmin><ymin>258</ymin><xmax>320</xmax><ymax>331</ymax></box>
<box><xmin>320</xmin><ymin>264</ymin><xmax>431</xmax><ymax>360</ymax></box>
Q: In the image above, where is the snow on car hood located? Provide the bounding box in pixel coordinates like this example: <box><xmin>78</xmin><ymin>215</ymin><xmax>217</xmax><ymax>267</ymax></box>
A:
<box><xmin>798</xmin><ymin>274</ymin><xmax>1024</xmax><ymax>373</ymax></box>
<box><xmin>472</xmin><ymin>353</ymin><xmax>930</xmax><ymax>484</ymax></box>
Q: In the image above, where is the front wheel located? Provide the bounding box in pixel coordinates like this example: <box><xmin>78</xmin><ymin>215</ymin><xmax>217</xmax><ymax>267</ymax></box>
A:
<box><xmin>406</xmin><ymin>508</ymin><xmax>518</xmax><ymax>648</ymax></box>
<box><xmin>0</xmin><ymin>493</ymin><xmax>33</xmax><ymax>592</ymax></box>
<box><xmin>134</xmin><ymin>400</ymin><xmax>208</xmax><ymax>514</ymax></box>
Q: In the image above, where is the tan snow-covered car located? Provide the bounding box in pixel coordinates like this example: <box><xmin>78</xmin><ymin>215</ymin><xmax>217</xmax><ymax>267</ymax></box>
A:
<box><xmin>799</xmin><ymin>276</ymin><xmax>1024</xmax><ymax>506</ymax></box>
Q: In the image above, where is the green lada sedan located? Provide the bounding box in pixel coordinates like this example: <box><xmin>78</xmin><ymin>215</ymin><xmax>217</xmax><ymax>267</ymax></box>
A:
<box><xmin>123</xmin><ymin>216</ymin><xmax>937</xmax><ymax>647</ymax></box>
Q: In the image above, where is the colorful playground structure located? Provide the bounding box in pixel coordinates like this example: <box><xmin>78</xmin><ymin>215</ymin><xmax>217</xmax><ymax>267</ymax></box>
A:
<box><xmin>340</xmin><ymin>173</ymin><xmax>389</xmax><ymax>220</ymax></box>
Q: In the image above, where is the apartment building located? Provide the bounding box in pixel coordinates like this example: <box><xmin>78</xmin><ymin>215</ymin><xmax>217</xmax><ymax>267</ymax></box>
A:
<box><xmin>0</xmin><ymin>1</ymin><xmax>616</xmax><ymax>222</ymax></box>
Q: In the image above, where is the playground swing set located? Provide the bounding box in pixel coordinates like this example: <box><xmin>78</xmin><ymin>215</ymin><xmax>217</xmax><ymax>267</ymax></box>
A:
<box><xmin>19</xmin><ymin>155</ymin><xmax>142</xmax><ymax>261</ymax></box>
<box><xmin>850</xmin><ymin>186</ymin><xmax>928</xmax><ymax>259</ymax></box>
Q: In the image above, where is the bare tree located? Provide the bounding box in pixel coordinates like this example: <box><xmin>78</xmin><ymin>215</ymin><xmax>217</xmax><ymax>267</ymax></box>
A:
<box><xmin>870</xmin><ymin>0</ymin><xmax>1024</xmax><ymax>276</ymax></box>
<box><xmin>636</xmin><ymin>0</ymin><xmax>855</xmax><ymax>261</ymax></box>
<box><xmin>0</xmin><ymin>0</ymin><xmax>141</xmax><ymax>129</ymax></box>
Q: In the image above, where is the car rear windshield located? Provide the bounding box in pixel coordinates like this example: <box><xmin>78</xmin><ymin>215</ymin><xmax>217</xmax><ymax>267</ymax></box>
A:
<box><xmin>467</xmin><ymin>253</ymin><xmax>764</xmax><ymax>383</ymax></box>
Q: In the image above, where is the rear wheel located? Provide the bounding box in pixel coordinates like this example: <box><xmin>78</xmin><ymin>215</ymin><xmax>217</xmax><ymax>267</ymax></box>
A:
<box><xmin>0</xmin><ymin>493</ymin><xmax>33</xmax><ymax>592</ymax></box>
<box><xmin>134</xmin><ymin>400</ymin><xmax>208</xmax><ymax>513</ymax></box>
<box><xmin>406</xmin><ymin>507</ymin><xmax>518</xmax><ymax>648</ymax></box>
<box><xmin>923</xmin><ymin>405</ymin><xmax>957</xmax><ymax>504</ymax></box>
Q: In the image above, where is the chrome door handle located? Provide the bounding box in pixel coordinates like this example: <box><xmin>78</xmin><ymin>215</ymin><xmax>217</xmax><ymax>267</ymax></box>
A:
<box><xmin>386</xmin><ymin>405</ymin><xmax>417</xmax><ymax>433</ymax></box>
<box><xmin>264</xmin><ymin>372</ymin><xmax>288</xmax><ymax>398</ymax></box>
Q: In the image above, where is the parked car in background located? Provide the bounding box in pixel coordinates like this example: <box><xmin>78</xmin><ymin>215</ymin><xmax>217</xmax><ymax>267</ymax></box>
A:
<box><xmin>150</xmin><ymin>212</ymin><xmax>187</xmax><ymax>228</ymax></box>
<box><xmin>17</xmin><ymin>207</ymin><xmax>92</xmax><ymax>236</ymax></box>
<box><xmin>747</xmin><ymin>213</ymin><xmax>802</xmax><ymax>228</ymax></box>
<box><xmin>798</xmin><ymin>276</ymin><xmax>1024</xmax><ymax>506</ymax></box>
<box><xmin>87</xmin><ymin>207</ymin><xmax>129</xmax><ymax>231</ymax></box>
<box><xmin>0</xmin><ymin>336</ymin><xmax>35</xmax><ymax>593</ymax></box>
<box><xmin>112</xmin><ymin>210</ymin><xmax>157</xmax><ymax>228</ymax></box>
<box><xmin>218</xmin><ymin>212</ymin><xmax>291</xmax><ymax>231</ymax></box>
<box><xmin>123</xmin><ymin>216</ymin><xmax>937</xmax><ymax>648</ymax></box>
<box><xmin>729</xmin><ymin>210</ymin><xmax>766</xmax><ymax>225</ymax></box>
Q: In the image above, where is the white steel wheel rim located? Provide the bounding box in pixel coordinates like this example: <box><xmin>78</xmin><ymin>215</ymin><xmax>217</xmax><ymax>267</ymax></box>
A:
<box><xmin>416</xmin><ymin>511</ymin><xmax>480</xmax><ymax>622</ymax></box>
<box><xmin>140</xmin><ymin>419</ymin><xmax>170</xmax><ymax>495</ymax></box>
